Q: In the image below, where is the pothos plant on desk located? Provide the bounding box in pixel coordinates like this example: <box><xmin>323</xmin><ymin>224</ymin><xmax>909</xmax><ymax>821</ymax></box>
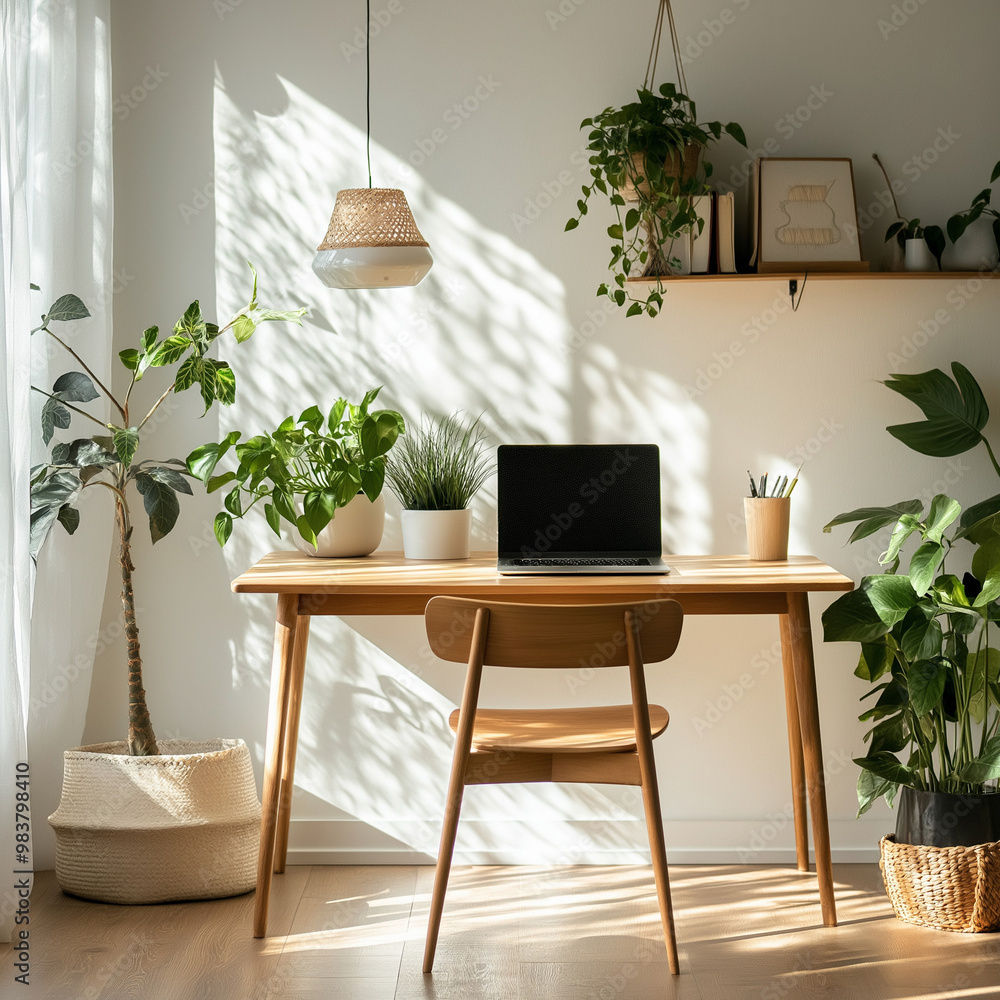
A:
<box><xmin>822</xmin><ymin>361</ymin><xmax>1000</xmax><ymax>932</ymax></box>
<box><xmin>35</xmin><ymin>267</ymin><xmax>306</xmax><ymax>904</ymax></box>
<box><xmin>187</xmin><ymin>387</ymin><xmax>405</xmax><ymax>557</ymax></box>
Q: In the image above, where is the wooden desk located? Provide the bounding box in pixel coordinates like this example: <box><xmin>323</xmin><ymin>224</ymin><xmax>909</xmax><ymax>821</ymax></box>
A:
<box><xmin>232</xmin><ymin>551</ymin><xmax>854</xmax><ymax>938</ymax></box>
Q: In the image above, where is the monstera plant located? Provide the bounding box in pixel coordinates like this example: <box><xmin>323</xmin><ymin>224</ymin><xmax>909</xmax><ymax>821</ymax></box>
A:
<box><xmin>822</xmin><ymin>363</ymin><xmax>1000</xmax><ymax>840</ymax></box>
<box><xmin>30</xmin><ymin>267</ymin><xmax>305</xmax><ymax>755</ymax></box>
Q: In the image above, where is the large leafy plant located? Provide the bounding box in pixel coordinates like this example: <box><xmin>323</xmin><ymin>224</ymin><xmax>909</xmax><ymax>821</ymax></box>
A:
<box><xmin>188</xmin><ymin>387</ymin><xmax>405</xmax><ymax>548</ymax></box>
<box><xmin>947</xmin><ymin>159</ymin><xmax>1000</xmax><ymax>262</ymax></box>
<box><xmin>822</xmin><ymin>362</ymin><xmax>1000</xmax><ymax>814</ymax></box>
<box><xmin>29</xmin><ymin>268</ymin><xmax>305</xmax><ymax>755</ymax></box>
<box><xmin>565</xmin><ymin>83</ymin><xmax>746</xmax><ymax>318</ymax></box>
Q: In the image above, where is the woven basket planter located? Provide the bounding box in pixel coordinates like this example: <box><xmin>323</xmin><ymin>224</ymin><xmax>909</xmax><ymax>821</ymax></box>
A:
<box><xmin>49</xmin><ymin>739</ymin><xmax>260</xmax><ymax>904</ymax></box>
<box><xmin>618</xmin><ymin>143</ymin><xmax>702</xmax><ymax>202</ymax></box>
<box><xmin>879</xmin><ymin>834</ymin><xmax>1000</xmax><ymax>932</ymax></box>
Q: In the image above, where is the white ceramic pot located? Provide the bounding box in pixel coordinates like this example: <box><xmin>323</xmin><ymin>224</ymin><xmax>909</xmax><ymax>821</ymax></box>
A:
<box><xmin>401</xmin><ymin>508</ymin><xmax>472</xmax><ymax>560</ymax></box>
<box><xmin>48</xmin><ymin>738</ymin><xmax>261</xmax><ymax>904</ymax></box>
<box><xmin>942</xmin><ymin>216</ymin><xmax>999</xmax><ymax>272</ymax></box>
<box><xmin>293</xmin><ymin>492</ymin><xmax>385</xmax><ymax>557</ymax></box>
<box><xmin>904</xmin><ymin>237</ymin><xmax>937</xmax><ymax>272</ymax></box>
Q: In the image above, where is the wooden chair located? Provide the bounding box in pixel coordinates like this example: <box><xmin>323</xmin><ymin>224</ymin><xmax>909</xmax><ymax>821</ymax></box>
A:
<box><xmin>422</xmin><ymin>596</ymin><xmax>685</xmax><ymax>976</ymax></box>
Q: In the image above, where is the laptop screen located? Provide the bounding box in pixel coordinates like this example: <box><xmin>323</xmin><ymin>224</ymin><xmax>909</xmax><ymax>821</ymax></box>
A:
<box><xmin>497</xmin><ymin>444</ymin><xmax>662</xmax><ymax>558</ymax></box>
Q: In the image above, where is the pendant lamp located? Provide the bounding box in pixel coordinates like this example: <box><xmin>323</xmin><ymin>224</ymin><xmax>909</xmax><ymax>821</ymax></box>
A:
<box><xmin>312</xmin><ymin>2</ymin><xmax>432</xmax><ymax>289</ymax></box>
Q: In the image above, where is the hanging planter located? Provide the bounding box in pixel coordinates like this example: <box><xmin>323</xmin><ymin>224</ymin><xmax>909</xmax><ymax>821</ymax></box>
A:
<box><xmin>617</xmin><ymin>144</ymin><xmax>702</xmax><ymax>203</ymax></box>
<box><xmin>564</xmin><ymin>0</ymin><xmax>747</xmax><ymax>316</ymax></box>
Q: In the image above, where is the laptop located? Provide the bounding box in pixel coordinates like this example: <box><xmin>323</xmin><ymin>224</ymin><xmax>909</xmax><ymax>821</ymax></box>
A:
<box><xmin>497</xmin><ymin>444</ymin><xmax>669</xmax><ymax>575</ymax></box>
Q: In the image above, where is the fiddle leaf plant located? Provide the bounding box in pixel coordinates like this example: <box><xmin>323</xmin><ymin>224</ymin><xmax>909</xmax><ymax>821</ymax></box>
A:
<box><xmin>822</xmin><ymin>362</ymin><xmax>1000</xmax><ymax>814</ymax></box>
<box><xmin>188</xmin><ymin>387</ymin><xmax>405</xmax><ymax>548</ymax></box>
<box><xmin>566</xmin><ymin>82</ymin><xmax>747</xmax><ymax>318</ymax></box>
<box><xmin>29</xmin><ymin>265</ymin><xmax>306</xmax><ymax>756</ymax></box>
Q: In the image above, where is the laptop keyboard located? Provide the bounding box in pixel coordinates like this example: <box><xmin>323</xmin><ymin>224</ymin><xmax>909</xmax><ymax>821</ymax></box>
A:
<box><xmin>506</xmin><ymin>557</ymin><xmax>651</xmax><ymax>567</ymax></box>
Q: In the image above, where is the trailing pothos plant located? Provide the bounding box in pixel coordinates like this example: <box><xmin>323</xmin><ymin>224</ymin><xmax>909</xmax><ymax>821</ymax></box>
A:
<box><xmin>822</xmin><ymin>362</ymin><xmax>1000</xmax><ymax>815</ymax></box>
<box><xmin>29</xmin><ymin>267</ymin><xmax>305</xmax><ymax>756</ymax></box>
<box><xmin>187</xmin><ymin>387</ymin><xmax>405</xmax><ymax>548</ymax></box>
<box><xmin>565</xmin><ymin>83</ymin><xmax>746</xmax><ymax>318</ymax></box>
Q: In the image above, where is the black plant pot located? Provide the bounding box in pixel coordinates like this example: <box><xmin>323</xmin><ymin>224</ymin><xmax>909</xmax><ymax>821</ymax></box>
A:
<box><xmin>895</xmin><ymin>786</ymin><xmax>1000</xmax><ymax>848</ymax></box>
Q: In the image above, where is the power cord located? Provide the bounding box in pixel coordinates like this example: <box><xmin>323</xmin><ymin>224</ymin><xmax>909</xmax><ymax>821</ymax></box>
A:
<box><xmin>789</xmin><ymin>272</ymin><xmax>808</xmax><ymax>312</ymax></box>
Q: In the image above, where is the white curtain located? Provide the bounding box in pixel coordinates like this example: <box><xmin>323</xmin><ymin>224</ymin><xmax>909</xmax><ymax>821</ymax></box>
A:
<box><xmin>0</xmin><ymin>0</ymin><xmax>35</xmax><ymax>946</ymax></box>
<box><xmin>1</xmin><ymin>0</ymin><xmax>113</xmax><ymax>938</ymax></box>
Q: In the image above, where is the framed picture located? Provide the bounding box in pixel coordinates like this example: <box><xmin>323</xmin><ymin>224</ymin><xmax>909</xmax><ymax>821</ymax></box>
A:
<box><xmin>753</xmin><ymin>158</ymin><xmax>867</xmax><ymax>272</ymax></box>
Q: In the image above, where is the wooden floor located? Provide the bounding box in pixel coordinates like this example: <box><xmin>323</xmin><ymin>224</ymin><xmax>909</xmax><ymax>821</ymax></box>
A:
<box><xmin>6</xmin><ymin>864</ymin><xmax>1000</xmax><ymax>999</ymax></box>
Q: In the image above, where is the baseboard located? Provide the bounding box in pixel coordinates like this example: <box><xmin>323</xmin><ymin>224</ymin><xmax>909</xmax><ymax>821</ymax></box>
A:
<box><xmin>285</xmin><ymin>846</ymin><xmax>882</xmax><ymax>865</ymax></box>
<box><xmin>285</xmin><ymin>817</ymin><xmax>887</xmax><ymax>865</ymax></box>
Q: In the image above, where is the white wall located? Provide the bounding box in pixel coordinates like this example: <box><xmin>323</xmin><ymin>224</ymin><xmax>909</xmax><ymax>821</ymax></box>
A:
<box><xmin>70</xmin><ymin>0</ymin><xmax>1000</xmax><ymax>867</ymax></box>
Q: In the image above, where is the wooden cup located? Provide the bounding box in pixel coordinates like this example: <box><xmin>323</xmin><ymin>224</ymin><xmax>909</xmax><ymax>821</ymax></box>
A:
<box><xmin>744</xmin><ymin>497</ymin><xmax>790</xmax><ymax>561</ymax></box>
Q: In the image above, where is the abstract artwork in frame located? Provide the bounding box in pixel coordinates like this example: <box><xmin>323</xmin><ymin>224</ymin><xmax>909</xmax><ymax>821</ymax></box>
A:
<box><xmin>755</xmin><ymin>158</ymin><xmax>868</xmax><ymax>272</ymax></box>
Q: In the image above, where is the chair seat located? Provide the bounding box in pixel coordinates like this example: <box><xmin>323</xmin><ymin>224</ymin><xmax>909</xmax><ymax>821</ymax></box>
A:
<box><xmin>448</xmin><ymin>704</ymin><xmax>669</xmax><ymax>754</ymax></box>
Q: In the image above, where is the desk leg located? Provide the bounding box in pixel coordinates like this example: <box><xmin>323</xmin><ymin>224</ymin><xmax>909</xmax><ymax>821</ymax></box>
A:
<box><xmin>786</xmin><ymin>592</ymin><xmax>837</xmax><ymax>926</ymax></box>
<box><xmin>779</xmin><ymin>614</ymin><xmax>810</xmax><ymax>873</ymax></box>
<box><xmin>274</xmin><ymin>615</ymin><xmax>311</xmax><ymax>874</ymax></box>
<box><xmin>253</xmin><ymin>593</ymin><xmax>300</xmax><ymax>939</ymax></box>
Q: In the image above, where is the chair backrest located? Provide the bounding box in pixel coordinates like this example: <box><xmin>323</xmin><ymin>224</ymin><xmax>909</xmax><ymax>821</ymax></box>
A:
<box><xmin>424</xmin><ymin>597</ymin><xmax>683</xmax><ymax>669</ymax></box>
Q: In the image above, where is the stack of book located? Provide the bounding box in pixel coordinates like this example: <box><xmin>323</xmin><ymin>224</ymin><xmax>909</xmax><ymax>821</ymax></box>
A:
<box><xmin>686</xmin><ymin>191</ymin><xmax>736</xmax><ymax>274</ymax></box>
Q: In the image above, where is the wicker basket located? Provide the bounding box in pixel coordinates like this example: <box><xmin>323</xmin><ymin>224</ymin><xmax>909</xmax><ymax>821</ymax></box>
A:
<box><xmin>879</xmin><ymin>834</ymin><xmax>1000</xmax><ymax>932</ymax></box>
<box><xmin>618</xmin><ymin>144</ymin><xmax>702</xmax><ymax>202</ymax></box>
<box><xmin>49</xmin><ymin>739</ymin><xmax>260</xmax><ymax>904</ymax></box>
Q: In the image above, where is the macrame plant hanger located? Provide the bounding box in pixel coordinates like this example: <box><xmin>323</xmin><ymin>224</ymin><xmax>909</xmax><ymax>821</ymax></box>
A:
<box><xmin>638</xmin><ymin>0</ymin><xmax>696</xmax><ymax>277</ymax></box>
<box><xmin>643</xmin><ymin>0</ymin><xmax>688</xmax><ymax>96</ymax></box>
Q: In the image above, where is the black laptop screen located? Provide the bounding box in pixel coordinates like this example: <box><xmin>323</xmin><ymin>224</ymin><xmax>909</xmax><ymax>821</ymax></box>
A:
<box><xmin>497</xmin><ymin>444</ymin><xmax>662</xmax><ymax>558</ymax></box>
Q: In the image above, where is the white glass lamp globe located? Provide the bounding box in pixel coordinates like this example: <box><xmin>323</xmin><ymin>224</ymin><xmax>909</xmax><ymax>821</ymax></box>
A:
<box><xmin>313</xmin><ymin>188</ymin><xmax>433</xmax><ymax>289</ymax></box>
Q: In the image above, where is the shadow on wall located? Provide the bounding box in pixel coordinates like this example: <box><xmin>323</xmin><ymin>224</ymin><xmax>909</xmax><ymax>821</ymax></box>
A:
<box><xmin>199</xmin><ymin>70</ymin><xmax>708</xmax><ymax>860</ymax></box>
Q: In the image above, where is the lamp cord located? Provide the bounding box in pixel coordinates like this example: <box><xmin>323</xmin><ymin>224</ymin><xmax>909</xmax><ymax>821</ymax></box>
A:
<box><xmin>366</xmin><ymin>0</ymin><xmax>372</xmax><ymax>188</ymax></box>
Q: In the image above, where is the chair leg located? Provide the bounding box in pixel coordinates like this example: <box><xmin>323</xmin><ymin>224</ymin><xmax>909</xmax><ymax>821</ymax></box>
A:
<box><xmin>625</xmin><ymin>611</ymin><xmax>680</xmax><ymax>975</ymax></box>
<box><xmin>640</xmin><ymin>769</ymin><xmax>680</xmax><ymax>975</ymax></box>
<box><xmin>423</xmin><ymin>760</ymin><xmax>468</xmax><ymax>973</ymax></box>
<box><xmin>424</xmin><ymin>607</ymin><xmax>489</xmax><ymax>974</ymax></box>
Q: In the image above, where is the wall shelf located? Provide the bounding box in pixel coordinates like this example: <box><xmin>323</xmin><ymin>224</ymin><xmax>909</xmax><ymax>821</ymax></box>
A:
<box><xmin>627</xmin><ymin>270</ymin><xmax>999</xmax><ymax>285</ymax></box>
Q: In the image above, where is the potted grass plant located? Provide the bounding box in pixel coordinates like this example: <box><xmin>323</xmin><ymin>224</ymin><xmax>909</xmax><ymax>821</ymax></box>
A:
<box><xmin>386</xmin><ymin>413</ymin><xmax>491</xmax><ymax>560</ymax></box>
<box><xmin>822</xmin><ymin>361</ymin><xmax>1000</xmax><ymax>932</ymax></box>
<box><xmin>189</xmin><ymin>388</ymin><xmax>405</xmax><ymax>557</ymax></box>
<box><xmin>33</xmin><ymin>267</ymin><xmax>306</xmax><ymax>903</ymax></box>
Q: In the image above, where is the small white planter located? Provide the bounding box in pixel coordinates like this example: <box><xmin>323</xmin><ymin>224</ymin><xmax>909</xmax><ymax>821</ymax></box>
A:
<box><xmin>48</xmin><ymin>738</ymin><xmax>260</xmax><ymax>904</ymax></box>
<box><xmin>904</xmin><ymin>237</ymin><xmax>937</xmax><ymax>272</ymax></box>
<box><xmin>293</xmin><ymin>492</ymin><xmax>385</xmax><ymax>557</ymax></box>
<box><xmin>401</xmin><ymin>508</ymin><xmax>472</xmax><ymax>560</ymax></box>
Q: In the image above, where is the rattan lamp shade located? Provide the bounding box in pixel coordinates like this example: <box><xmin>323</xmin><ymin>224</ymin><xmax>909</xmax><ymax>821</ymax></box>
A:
<box><xmin>312</xmin><ymin>188</ymin><xmax>433</xmax><ymax>288</ymax></box>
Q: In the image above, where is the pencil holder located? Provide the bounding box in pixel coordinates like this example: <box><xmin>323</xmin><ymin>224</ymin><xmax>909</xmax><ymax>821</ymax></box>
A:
<box><xmin>744</xmin><ymin>497</ymin><xmax>790</xmax><ymax>561</ymax></box>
